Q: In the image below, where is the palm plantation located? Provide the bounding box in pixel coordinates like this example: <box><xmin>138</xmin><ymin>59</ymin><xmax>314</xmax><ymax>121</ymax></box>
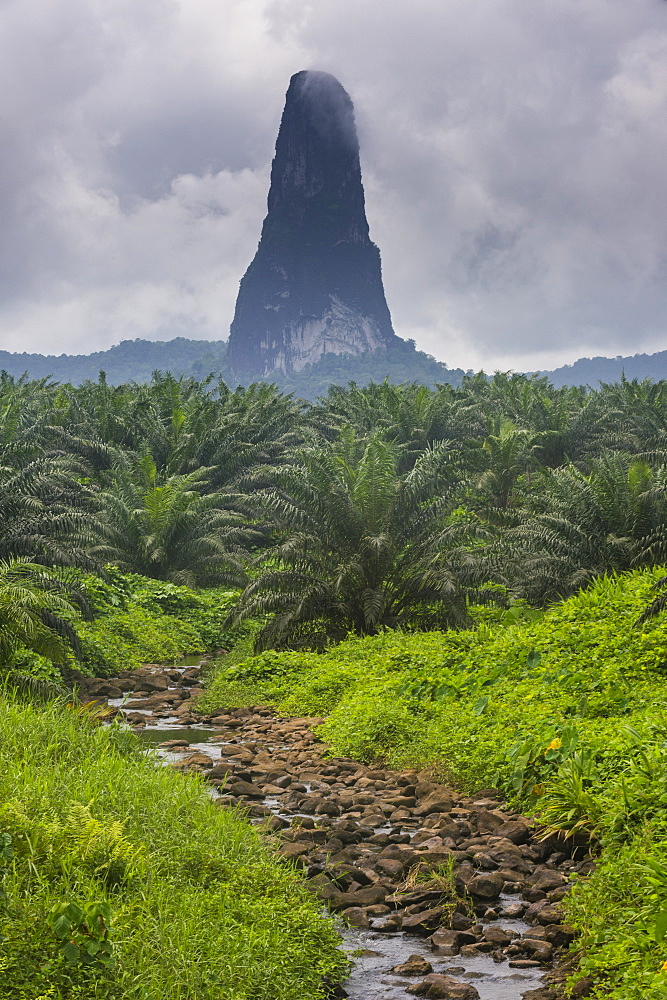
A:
<box><xmin>233</xmin><ymin>437</ymin><xmax>496</xmax><ymax>649</ymax></box>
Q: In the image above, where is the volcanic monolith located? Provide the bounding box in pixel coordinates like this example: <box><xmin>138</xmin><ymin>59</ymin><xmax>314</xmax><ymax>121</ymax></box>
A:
<box><xmin>227</xmin><ymin>70</ymin><xmax>398</xmax><ymax>379</ymax></box>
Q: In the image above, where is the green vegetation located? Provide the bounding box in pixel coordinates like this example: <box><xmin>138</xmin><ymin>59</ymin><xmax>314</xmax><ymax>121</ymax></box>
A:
<box><xmin>200</xmin><ymin>567</ymin><xmax>667</xmax><ymax>998</ymax></box>
<box><xmin>0</xmin><ymin>696</ymin><xmax>345</xmax><ymax>999</ymax></box>
<box><xmin>233</xmin><ymin>434</ymin><xmax>496</xmax><ymax>650</ymax></box>
<box><xmin>8</xmin><ymin>368</ymin><xmax>667</xmax><ymax>994</ymax></box>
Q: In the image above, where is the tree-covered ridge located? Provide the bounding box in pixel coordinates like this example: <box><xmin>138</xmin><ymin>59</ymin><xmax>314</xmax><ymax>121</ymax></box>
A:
<box><xmin>3</xmin><ymin>333</ymin><xmax>667</xmax><ymax>393</ymax></box>
<box><xmin>0</xmin><ymin>336</ymin><xmax>464</xmax><ymax>396</ymax></box>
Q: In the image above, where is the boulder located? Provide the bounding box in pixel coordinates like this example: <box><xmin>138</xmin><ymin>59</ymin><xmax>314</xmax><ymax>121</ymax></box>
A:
<box><xmin>392</xmin><ymin>954</ymin><xmax>433</xmax><ymax>975</ymax></box>
<box><xmin>466</xmin><ymin>872</ymin><xmax>504</xmax><ymax>899</ymax></box>
<box><xmin>406</xmin><ymin>974</ymin><xmax>480</xmax><ymax>999</ymax></box>
<box><xmin>415</xmin><ymin>789</ymin><xmax>453</xmax><ymax>817</ymax></box>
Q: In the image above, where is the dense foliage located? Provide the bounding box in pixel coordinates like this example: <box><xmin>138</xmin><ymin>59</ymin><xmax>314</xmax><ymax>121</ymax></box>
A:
<box><xmin>3</xmin><ymin>369</ymin><xmax>667</xmax><ymax>661</ymax></box>
<box><xmin>6</xmin><ymin>367</ymin><xmax>667</xmax><ymax>995</ymax></box>
<box><xmin>200</xmin><ymin>567</ymin><xmax>667</xmax><ymax>998</ymax></box>
<box><xmin>0</xmin><ymin>696</ymin><xmax>345</xmax><ymax>999</ymax></box>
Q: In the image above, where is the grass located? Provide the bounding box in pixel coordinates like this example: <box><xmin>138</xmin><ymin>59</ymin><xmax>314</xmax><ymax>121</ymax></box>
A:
<box><xmin>197</xmin><ymin>566</ymin><xmax>667</xmax><ymax>998</ymax></box>
<box><xmin>0</xmin><ymin>695</ymin><xmax>346</xmax><ymax>1000</ymax></box>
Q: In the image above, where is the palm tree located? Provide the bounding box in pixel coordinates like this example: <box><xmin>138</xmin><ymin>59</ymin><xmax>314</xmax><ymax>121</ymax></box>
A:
<box><xmin>0</xmin><ymin>558</ymin><xmax>82</xmax><ymax>665</ymax></box>
<box><xmin>0</xmin><ymin>457</ymin><xmax>101</xmax><ymax>570</ymax></box>
<box><xmin>505</xmin><ymin>453</ymin><xmax>667</xmax><ymax>604</ymax></box>
<box><xmin>476</xmin><ymin>418</ymin><xmax>538</xmax><ymax>510</ymax></box>
<box><xmin>233</xmin><ymin>437</ymin><xmax>497</xmax><ymax>650</ymax></box>
<box><xmin>94</xmin><ymin>454</ymin><xmax>254</xmax><ymax>587</ymax></box>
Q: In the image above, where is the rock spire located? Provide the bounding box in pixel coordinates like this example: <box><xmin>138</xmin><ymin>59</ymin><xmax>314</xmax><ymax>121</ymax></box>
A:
<box><xmin>227</xmin><ymin>70</ymin><xmax>398</xmax><ymax>379</ymax></box>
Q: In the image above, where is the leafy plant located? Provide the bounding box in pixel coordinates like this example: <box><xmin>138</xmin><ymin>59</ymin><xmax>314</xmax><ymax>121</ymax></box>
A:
<box><xmin>47</xmin><ymin>900</ymin><xmax>113</xmax><ymax>966</ymax></box>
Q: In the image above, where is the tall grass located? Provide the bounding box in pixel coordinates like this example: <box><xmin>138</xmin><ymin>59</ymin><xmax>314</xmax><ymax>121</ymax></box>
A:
<box><xmin>0</xmin><ymin>696</ymin><xmax>345</xmax><ymax>999</ymax></box>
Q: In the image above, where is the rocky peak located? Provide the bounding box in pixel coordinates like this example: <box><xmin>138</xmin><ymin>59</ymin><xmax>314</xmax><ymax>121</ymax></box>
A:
<box><xmin>227</xmin><ymin>70</ymin><xmax>398</xmax><ymax>379</ymax></box>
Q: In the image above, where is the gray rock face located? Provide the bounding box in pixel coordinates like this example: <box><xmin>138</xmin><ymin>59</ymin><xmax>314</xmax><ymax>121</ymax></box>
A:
<box><xmin>227</xmin><ymin>70</ymin><xmax>398</xmax><ymax>378</ymax></box>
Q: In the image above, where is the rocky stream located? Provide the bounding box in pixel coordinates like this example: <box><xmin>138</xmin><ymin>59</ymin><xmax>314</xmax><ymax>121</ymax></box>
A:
<box><xmin>76</xmin><ymin>659</ymin><xmax>596</xmax><ymax>1000</ymax></box>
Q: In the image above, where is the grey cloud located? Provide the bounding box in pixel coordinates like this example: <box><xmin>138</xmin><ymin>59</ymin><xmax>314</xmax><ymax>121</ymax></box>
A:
<box><xmin>0</xmin><ymin>0</ymin><xmax>665</xmax><ymax>371</ymax></box>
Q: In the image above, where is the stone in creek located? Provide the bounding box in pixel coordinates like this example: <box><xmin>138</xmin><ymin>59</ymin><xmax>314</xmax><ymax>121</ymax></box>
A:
<box><xmin>226</xmin><ymin>780</ymin><xmax>265</xmax><ymax>799</ymax></box>
<box><xmin>158</xmin><ymin>739</ymin><xmax>190</xmax><ymax>749</ymax></box>
<box><xmin>123</xmin><ymin>712</ymin><xmax>147</xmax><ymax>724</ymax></box>
<box><xmin>521</xmin><ymin>990</ymin><xmax>561</xmax><ymax>1000</ymax></box>
<box><xmin>205</xmin><ymin>763</ymin><xmax>237</xmax><ymax>779</ymax></box>
<box><xmin>494</xmin><ymin>820</ymin><xmax>531</xmax><ymax>843</ymax></box>
<box><xmin>406</xmin><ymin>973</ymin><xmax>480</xmax><ymax>999</ymax></box>
<box><xmin>136</xmin><ymin>674</ymin><xmax>169</xmax><ymax>692</ymax></box>
<box><xmin>429</xmin><ymin>929</ymin><xmax>476</xmax><ymax>954</ymax></box>
<box><xmin>392</xmin><ymin>954</ymin><xmax>433</xmax><ymax>975</ymax></box>
<box><xmin>499</xmin><ymin>901</ymin><xmax>527</xmax><ymax>919</ymax></box>
<box><xmin>315</xmin><ymin>800</ymin><xmax>341</xmax><ymax>817</ymax></box>
<box><xmin>474</xmin><ymin>809</ymin><xmax>505</xmax><ymax>833</ymax></box>
<box><xmin>326</xmin><ymin>885</ymin><xmax>389</xmax><ymax>911</ymax></box>
<box><xmin>86</xmin><ymin>681</ymin><xmax>124</xmax><ymax>699</ymax></box>
<box><xmin>521</xmin><ymin>938</ymin><xmax>554</xmax><ymax>962</ymax></box>
<box><xmin>400</xmin><ymin>907</ymin><xmax>444</xmax><ymax>934</ymax></box>
<box><xmin>415</xmin><ymin>790</ymin><xmax>453</xmax><ymax>817</ymax></box>
<box><xmin>172</xmin><ymin>753</ymin><xmax>214</xmax><ymax>770</ymax></box>
<box><xmin>466</xmin><ymin>872</ymin><xmax>504</xmax><ymax>899</ymax></box>
<box><xmin>482</xmin><ymin>925</ymin><xmax>514</xmax><ymax>946</ymax></box>
<box><xmin>536</xmin><ymin>903</ymin><xmax>566</xmax><ymax>925</ymax></box>
<box><xmin>544</xmin><ymin>923</ymin><xmax>576</xmax><ymax>947</ymax></box>
<box><xmin>340</xmin><ymin>906</ymin><xmax>369</xmax><ymax>928</ymax></box>
<box><xmin>530</xmin><ymin>871</ymin><xmax>569</xmax><ymax>893</ymax></box>
<box><xmin>376</xmin><ymin>858</ymin><xmax>406</xmax><ymax>878</ymax></box>
<box><xmin>277</xmin><ymin>842</ymin><xmax>311</xmax><ymax>862</ymax></box>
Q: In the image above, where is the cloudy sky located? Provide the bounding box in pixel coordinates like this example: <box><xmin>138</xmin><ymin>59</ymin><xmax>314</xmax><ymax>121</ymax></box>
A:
<box><xmin>0</xmin><ymin>0</ymin><xmax>665</xmax><ymax>371</ymax></box>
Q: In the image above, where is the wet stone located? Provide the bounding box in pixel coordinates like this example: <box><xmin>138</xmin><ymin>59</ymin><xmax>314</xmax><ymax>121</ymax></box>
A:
<box><xmin>392</xmin><ymin>954</ymin><xmax>433</xmax><ymax>975</ymax></box>
<box><xmin>94</xmin><ymin>663</ymin><xmax>578</xmax><ymax>1000</ymax></box>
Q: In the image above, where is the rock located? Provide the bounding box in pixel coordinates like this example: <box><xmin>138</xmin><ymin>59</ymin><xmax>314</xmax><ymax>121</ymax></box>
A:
<box><xmin>86</xmin><ymin>681</ymin><xmax>124</xmax><ymax>699</ymax></box>
<box><xmin>226</xmin><ymin>780</ymin><xmax>265</xmax><ymax>799</ymax></box>
<box><xmin>340</xmin><ymin>907</ymin><xmax>370</xmax><ymax>929</ymax></box>
<box><xmin>544</xmin><ymin>923</ymin><xmax>576</xmax><ymax>947</ymax></box>
<box><xmin>474</xmin><ymin>809</ymin><xmax>504</xmax><ymax>833</ymax></box>
<box><xmin>401</xmin><ymin>907</ymin><xmax>444</xmax><ymax>934</ymax></box>
<box><xmin>415</xmin><ymin>789</ymin><xmax>453</xmax><ymax>816</ymax></box>
<box><xmin>392</xmin><ymin>954</ymin><xmax>433</xmax><ymax>975</ymax></box>
<box><xmin>494</xmin><ymin>820</ymin><xmax>531</xmax><ymax>843</ymax></box>
<box><xmin>227</xmin><ymin>70</ymin><xmax>398</xmax><ymax>380</ymax></box>
<box><xmin>277</xmin><ymin>842</ymin><xmax>311</xmax><ymax>862</ymax></box>
<box><xmin>326</xmin><ymin>886</ymin><xmax>389</xmax><ymax>911</ymax></box>
<box><xmin>530</xmin><ymin>872</ymin><xmax>568</xmax><ymax>893</ymax></box>
<box><xmin>136</xmin><ymin>674</ymin><xmax>169</xmax><ymax>692</ymax></box>
<box><xmin>521</xmin><ymin>990</ymin><xmax>560</xmax><ymax>1000</ymax></box>
<box><xmin>570</xmin><ymin>977</ymin><xmax>595</xmax><ymax>997</ymax></box>
<box><xmin>428</xmin><ymin>929</ymin><xmax>474</xmax><ymax>955</ymax></box>
<box><xmin>499</xmin><ymin>901</ymin><xmax>527</xmax><ymax>919</ymax></box>
<box><xmin>521</xmin><ymin>938</ymin><xmax>554</xmax><ymax>962</ymax></box>
<box><xmin>376</xmin><ymin>858</ymin><xmax>406</xmax><ymax>878</ymax></box>
<box><xmin>406</xmin><ymin>973</ymin><xmax>480</xmax><ymax>999</ymax></box>
<box><xmin>205</xmin><ymin>762</ymin><xmax>237</xmax><ymax>779</ymax></box>
<box><xmin>172</xmin><ymin>752</ymin><xmax>214</xmax><ymax>771</ymax></box>
<box><xmin>483</xmin><ymin>925</ymin><xmax>513</xmax><ymax>946</ymax></box>
<box><xmin>466</xmin><ymin>872</ymin><xmax>504</xmax><ymax>899</ymax></box>
<box><xmin>536</xmin><ymin>903</ymin><xmax>565</xmax><ymax>925</ymax></box>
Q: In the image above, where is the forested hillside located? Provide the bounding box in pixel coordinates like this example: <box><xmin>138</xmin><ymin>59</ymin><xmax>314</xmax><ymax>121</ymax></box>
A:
<box><xmin>0</xmin><ymin>337</ymin><xmax>464</xmax><ymax>396</ymax></box>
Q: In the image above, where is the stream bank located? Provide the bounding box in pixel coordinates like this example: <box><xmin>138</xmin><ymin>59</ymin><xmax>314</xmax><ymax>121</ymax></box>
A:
<box><xmin>77</xmin><ymin>661</ymin><xmax>595</xmax><ymax>1000</ymax></box>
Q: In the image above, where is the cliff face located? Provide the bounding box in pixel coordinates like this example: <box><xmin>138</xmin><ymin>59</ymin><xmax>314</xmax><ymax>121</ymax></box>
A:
<box><xmin>227</xmin><ymin>70</ymin><xmax>398</xmax><ymax>378</ymax></box>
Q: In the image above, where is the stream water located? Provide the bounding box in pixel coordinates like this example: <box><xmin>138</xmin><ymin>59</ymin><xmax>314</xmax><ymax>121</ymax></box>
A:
<box><xmin>137</xmin><ymin>716</ymin><xmax>551</xmax><ymax>1000</ymax></box>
